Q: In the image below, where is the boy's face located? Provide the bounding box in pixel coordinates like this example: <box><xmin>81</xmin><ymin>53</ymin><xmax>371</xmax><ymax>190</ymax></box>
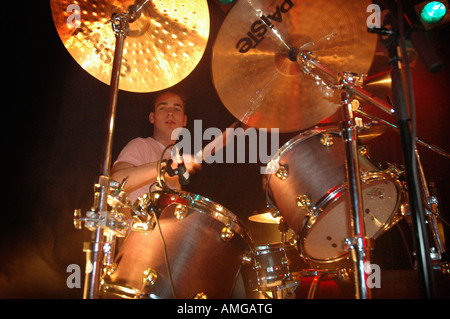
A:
<box><xmin>149</xmin><ymin>92</ymin><xmax>187</xmax><ymax>140</ymax></box>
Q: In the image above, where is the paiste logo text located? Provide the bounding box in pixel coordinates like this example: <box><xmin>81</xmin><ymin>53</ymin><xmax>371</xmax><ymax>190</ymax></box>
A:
<box><xmin>236</xmin><ymin>0</ymin><xmax>294</xmax><ymax>54</ymax></box>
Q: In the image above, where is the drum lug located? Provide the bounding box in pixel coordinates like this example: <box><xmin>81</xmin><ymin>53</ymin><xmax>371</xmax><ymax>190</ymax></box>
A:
<box><xmin>194</xmin><ymin>292</ymin><xmax>208</xmax><ymax>299</ymax></box>
<box><xmin>358</xmin><ymin>145</ymin><xmax>369</xmax><ymax>157</ymax></box>
<box><xmin>73</xmin><ymin>209</ymin><xmax>82</xmax><ymax>230</ymax></box>
<box><xmin>296</xmin><ymin>194</ymin><xmax>311</xmax><ymax>208</ymax></box>
<box><xmin>143</xmin><ymin>268</ymin><xmax>158</xmax><ymax>286</ymax></box>
<box><xmin>339</xmin><ymin>268</ymin><xmax>351</xmax><ymax>281</ymax></box>
<box><xmin>221</xmin><ymin>226</ymin><xmax>235</xmax><ymax>242</ymax></box>
<box><xmin>296</xmin><ymin>194</ymin><xmax>314</xmax><ymax>214</ymax></box>
<box><xmin>268</xmin><ymin>206</ymin><xmax>282</xmax><ymax>218</ymax></box>
<box><xmin>275</xmin><ymin>164</ymin><xmax>289</xmax><ymax>180</ymax></box>
<box><xmin>241</xmin><ymin>253</ymin><xmax>253</xmax><ymax>265</ymax></box>
<box><xmin>104</xmin><ymin>263</ymin><xmax>117</xmax><ymax>277</ymax></box>
<box><xmin>320</xmin><ymin>133</ymin><xmax>334</xmax><ymax>147</ymax></box>
<box><xmin>174</xmin><ymin>204</ymin><xmax>189</xmax><ymax>220</ymax></box>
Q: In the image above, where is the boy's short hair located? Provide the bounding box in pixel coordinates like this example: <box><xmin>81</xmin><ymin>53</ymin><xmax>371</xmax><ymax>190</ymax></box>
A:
<box><xmin>151</xmin><ymin>87</ymin><xmax>187</xmax><ymax>113</ymax></box>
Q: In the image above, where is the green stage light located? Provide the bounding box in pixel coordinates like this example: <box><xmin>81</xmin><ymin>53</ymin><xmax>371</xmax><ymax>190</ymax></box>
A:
<box><xmin>218</xmin><ymin>0</ymin><xmax>234</xmax><ymax>4</ymax></box>
<box><xmin>421</xmin><ymin>1</ymin><xmax>447</xmax><ymax>24</ymax></box>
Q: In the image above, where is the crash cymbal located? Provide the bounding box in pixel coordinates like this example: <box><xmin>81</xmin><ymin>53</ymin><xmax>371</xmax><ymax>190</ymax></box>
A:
<box><xmin>50</xmin><ymin>0</ymin><xmax>209</xmax><ymax>92</ymax></box>
<box><xmin>212</xmin><ymin>0</ymin><xmax>378</xmax><ymax>132</ymax></box>
<box><xmin>249</xmin><ymin>212</ymin><xmax>281</xmax><ymax>224</ymax></box>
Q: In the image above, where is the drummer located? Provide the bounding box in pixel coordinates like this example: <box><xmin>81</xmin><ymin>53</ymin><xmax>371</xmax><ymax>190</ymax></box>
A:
<box><xmin>111</xmin><ymin>87</ymin><xmax>201</xmax><ymax>206</ymax></box>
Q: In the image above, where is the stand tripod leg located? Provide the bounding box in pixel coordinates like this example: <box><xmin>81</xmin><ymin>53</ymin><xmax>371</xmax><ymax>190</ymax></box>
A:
<box><xmin>416</xmin><ymin>148</ymin><xmax>446</xmax><ymax>257</ymax></box>
<box><xmin>307</xmin><ymin>272</ymin><xmax>325</xmax><ymax>299</ymax></box>
<box><xmin>83</xmin><ymin>230</ymin><xmax>105</xmax><ymax>299</ymax></box>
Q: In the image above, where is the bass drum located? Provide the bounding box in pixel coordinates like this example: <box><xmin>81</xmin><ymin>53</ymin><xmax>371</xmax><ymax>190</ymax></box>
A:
<box><xmin>101</xmin><ymin>191</ymin><xmax>253</xmax><ymax>299</ymax></box>
<box><xmin>264</xmin><ymin>126</ymin><xmax>403</xmax><ymax>263</ymax></box>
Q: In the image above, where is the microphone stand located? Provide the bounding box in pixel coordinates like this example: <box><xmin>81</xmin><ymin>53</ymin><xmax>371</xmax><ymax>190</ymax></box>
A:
<box><xmin>371</xmin><ymin>0</ymin><xmax>438</xmax><ymax>298</ymax></box>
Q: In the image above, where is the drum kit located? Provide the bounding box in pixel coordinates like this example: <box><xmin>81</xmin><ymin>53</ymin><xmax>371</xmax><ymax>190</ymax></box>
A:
<box><xmin>51</xmin><ymin>0</ymin><xmax>449</xmax><ymax>299</ymax></box>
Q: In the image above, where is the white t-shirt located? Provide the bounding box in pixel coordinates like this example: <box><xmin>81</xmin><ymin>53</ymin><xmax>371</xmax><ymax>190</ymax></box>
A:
<box><xmin>114</xmin><ymin>137</ymin><xmax>174</xmax><ymax>202</ymax></box>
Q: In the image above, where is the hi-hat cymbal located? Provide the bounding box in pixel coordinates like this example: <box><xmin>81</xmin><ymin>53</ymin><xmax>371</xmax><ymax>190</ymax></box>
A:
<box><xmin>249</xmin><ymin>212</ymin><xmax>281</xmax><ymax>224</ymax></box>
<box><xmin>212</xmin><ymin>0</ymin><xmax>378</xmax><ymax>132</ymax></box>
<box><xmin>50</xmin><ymin>0</ymin><xmax>209</xmax><ymax>92</ymax></box>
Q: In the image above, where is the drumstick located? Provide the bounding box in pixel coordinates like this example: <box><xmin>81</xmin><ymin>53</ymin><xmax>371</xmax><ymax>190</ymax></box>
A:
<box><xmin>195</xmin><ymin>121</ymin><xmax>249</xmax><ymax>163</ymax></box>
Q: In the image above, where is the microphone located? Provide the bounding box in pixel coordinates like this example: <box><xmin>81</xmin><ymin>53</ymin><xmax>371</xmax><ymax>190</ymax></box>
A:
<box><xmin>177</xmin><ymin>160</ymin><xmax>190</xmax><ymax>186</ymax></box>
<box><xmin>173</xmin><ymin>145</ymin><xmax>190</xmax><ymax>185</ymax></box>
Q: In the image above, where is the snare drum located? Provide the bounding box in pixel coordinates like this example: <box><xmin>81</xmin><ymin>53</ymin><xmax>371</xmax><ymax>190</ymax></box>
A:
<box><xmin>264</xmin><ymin>127</ymin><xmax>403</xmax><ymax>263</ymax></box>
<box><xmin>248</xmin><ymin>242</ymin><xmax>304</xmax><ymax>290</ymax></box>
<box><xmin>101</xmin><ymin>191</ymin><xmax>253</xmax><ymax>299</ymax></box>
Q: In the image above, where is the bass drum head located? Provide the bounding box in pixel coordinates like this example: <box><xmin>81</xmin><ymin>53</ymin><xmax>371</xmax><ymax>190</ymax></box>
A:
<box><xmin>301</xmin><ymin>173</ymin><xmax>402</xmax><ymax>263</ymax></box>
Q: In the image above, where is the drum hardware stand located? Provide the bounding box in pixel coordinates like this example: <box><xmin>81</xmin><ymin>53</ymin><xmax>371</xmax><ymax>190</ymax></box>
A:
<box><xmin>353</xmin><ymin>108</ymin><xmax>448</xmax><ymax>266</ymax></box>
<box><xmin>339</xmin><ymin>75</ymin><xmax>374</xmax><ymax>299</ymax></box>
<box><xmin>416</xmin><ymin>149</ymin><xmax>446</xmax><ymax>267</ymax></box>
<box><xmin>73</xmin><ymin>2</ymin><xmax>150</xmax><ymax>299</ymax></box>
<box><xmin>304</xmin><ymin>268</ymin><xmax>352</xmax><ymax>299</ymax></box>
<box><xmin>255</xmin><ymin>219</ymin><xmax>301</xmax><ymax>299</ymax></box>
<box><xmin>278</xmin><ymin>218</ymin><xmax>300</xmax><ymax>298</ymax></box>
<box><xmin>278</xmin><ymin>218</ymin><xmax>289</xmax><ymax>244</ymax></box>
<box><xmin>298</xmin><ymin>51</ymin><xmax>378</xmax><ymax>298</ymax></box>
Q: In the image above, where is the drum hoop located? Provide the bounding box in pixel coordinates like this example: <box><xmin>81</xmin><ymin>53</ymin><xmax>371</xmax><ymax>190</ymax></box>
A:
<box><xmin>161</xmin><ymin>190</ymin><xmax>254</xmax><ymax>246</ymax></box>
<box><xmin>101</xmin><ymin>282</ymin><xmax>142</xmax><ymax>299</ymax></box>
<box><xmin>276</xmin><ymin>126</ymin><xmax>340</xmax><ymax>159</ymax></box>
<box><xmin>297</xmin><ymin>183</ymin><xmax>348</xmax><ymax>263</ymax></box>
<box><xmin>254</xmin><ymin>242</ymin><xmax>295</xmax><ymax>254</ymax></box>
<box><xmin>255</xmin><ymin>273</ymin><xmax>303</xmax><ymax>288</ymax></box>
<box><xmin>360</xmin><ymin>171</ymin><xmax>404</xmax><ymax>237</ymax></box>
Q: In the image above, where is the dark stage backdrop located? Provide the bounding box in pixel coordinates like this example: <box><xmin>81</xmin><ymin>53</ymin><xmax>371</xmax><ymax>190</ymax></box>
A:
<box><xmin>3</xmin><ymin>1</ymin><xmax>449</xmax><ymax>298</ymax></box>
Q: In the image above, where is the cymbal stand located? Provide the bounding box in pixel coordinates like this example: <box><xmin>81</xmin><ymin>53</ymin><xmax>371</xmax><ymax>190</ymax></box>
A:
<box><xmin>298</xmin><ymin>52</ymin><xmax>372</xmax><ymax>298</ymax></box>
<box><xmin>74</xmin><ymin>2</ymin><xmax>148</xmax><ymax>299</ymax></box>
<box><xmin>339</xmin><ymin>76</ymin><xmax>373</xmax><ymax>299</ymax></box>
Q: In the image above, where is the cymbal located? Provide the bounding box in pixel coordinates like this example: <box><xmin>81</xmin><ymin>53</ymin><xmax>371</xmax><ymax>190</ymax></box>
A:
<box><xmin>362</xmin><ymin>44</ymin><xmax>392</xmax><ymax>100</ymax></box>
<box><xmin>358</xmin><ymin>123</ymin><xmax>387</xmax><ymax>142</ymax></box>
<box><xmin>249</xmin><ymin>212</ymin><xmax>281</xmax><ymax>224</ymax></box>
<box><xmin>361</xmin><ymin>37</ymin><xmax>420</xmax><ymax>101</ymax></box>
<box><xmin>212</xmin><ymin>0</ymin><xmax>378</xmax><ymax>132</ymax></box>
<box><xmin>50</xmin><ymin>0</ymin><xmax>209</xmax><ymax>92</ymax></box>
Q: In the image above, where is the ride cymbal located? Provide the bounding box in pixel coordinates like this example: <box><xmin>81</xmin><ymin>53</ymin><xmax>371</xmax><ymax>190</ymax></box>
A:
<box><xmin>212</xmin><ymin>0</ymin><xmax>378</xmax><ymax>132</ymax></box>
<box><xmin>50</xmin><ymin>0</ymin><xmax>210</xmax><ymax>92</ymax></box>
